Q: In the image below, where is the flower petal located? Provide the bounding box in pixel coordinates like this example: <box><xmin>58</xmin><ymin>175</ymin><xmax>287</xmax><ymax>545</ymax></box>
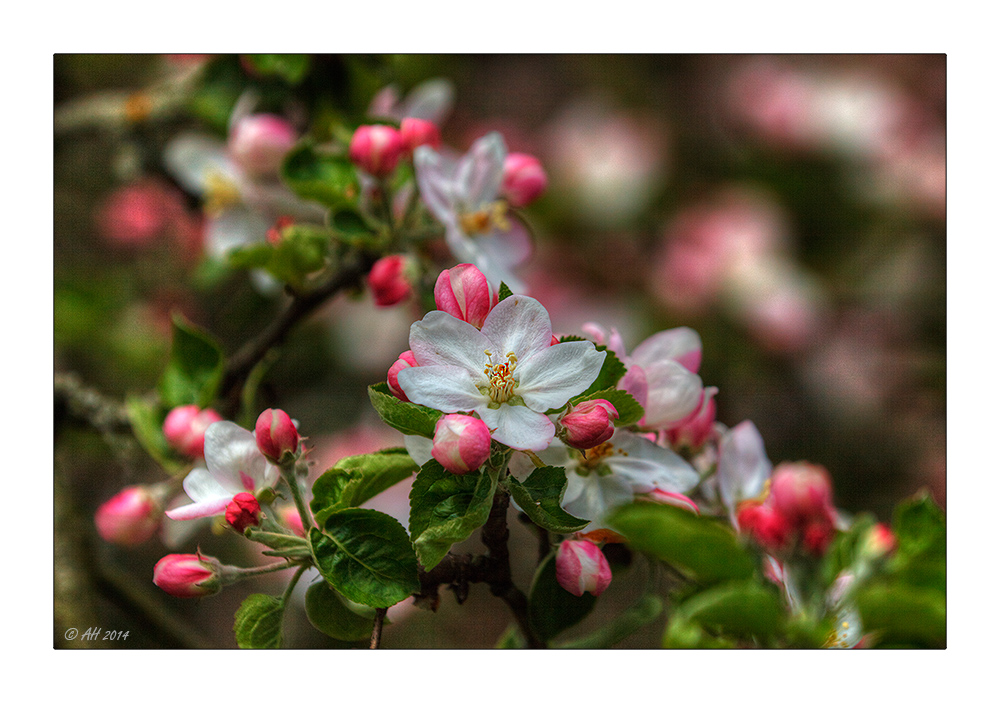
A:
<box><xmin>480</xmin><ymin>296</ymin><xmax>554</xmax><ymax>362</ymax></box>
<box><xmin>562</xmin><ymin>471</ymin><xmax>634</xmax><ymax>523</ymax></box>
<box><xmin>409</xmin><ymin>310</ymin><xmax>492</xmax><ymax>370</ymax></box>
<box><xmin>479</xmin><ymin>403</ymin><xmax>555</xmax><ymax>451</ymax></box>
<box><xmin>455</xmin><ymin>132</ymin><xmax>505</xmax><ymax>209</ymax></box>
<box><xmin>204</xmin><ymin>421</ymin><xmax>273</xmax><ymax>494</ymax></box>
<box><xmin>517</xmin><ymin>341</ymin><xmax>606</xmax><ymax>412</ymax></box>
<box><xmin>163</xmin><ymin>133</ymin><xmax>234</xmax><ymax>194</ymax></box>
<box><xmin>397</xmin><ymin>365</ymin><xmax>487</xmax><ymax>413</ymax></box>
<box><xmin>639</xmin><ymin>359</ymin><xmax>703</xmax><ymax>427</ymax></box>
<box><xmin>414</xmin><ymin>146</ymin><xmax>459</xmax><ymax>226</ymax></box>
<box><xmin>165</xmin><ymin>497</ymin><xmax>231</xmax><ymax>520</ymax></box>
<box><xmin>478</xmin><ymin>215</ymin><xmax>534</xmax><ymax>268</ymax></box>
<box><xmin>205</xmin><ymin>208</ymin><xmax>270</xmax><ymax>258</ymax></box>
<box><xmin>717</xmin><ymin>420</ymin><xmax>773</xmax><ymax>518</ymax></box>
<box><xmin>603</xmin><ymin>431</ymin><xmax>699</xmax><ymax>493</ymax></box>
<box><xmin>631</xmin><ymin>327</ymin><xmax>703</xmax><ymax>373</ymax></box>
<box><xmin>404</xmin><ymin>433</ymin><xmax>434</xmax><ymax>467</ymax></box>
<box><xmin>397</xmin><ymin>78</ymin><xmax>455</xmax><ymax>124</ymax></box>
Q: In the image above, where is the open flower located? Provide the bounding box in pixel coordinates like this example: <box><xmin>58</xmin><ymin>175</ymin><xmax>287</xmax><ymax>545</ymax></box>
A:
<box><xmin>165</xmin><ymin>422</ymin><xmax>279</xmax><ymax>520</ymax></box>
<box><xmin>414</xmin><ymin>132</ymin><xmax>533</xmax><ymax>291</ymax></box>
<box><xmin>397</xmin><ymin>294</ymin><xmax>605</xmax><ymax>451</ymax></box>
<box><xmin>715</xmin><ymin>420</ymin><xmax>773</xmax><ymax>524</ymax></box>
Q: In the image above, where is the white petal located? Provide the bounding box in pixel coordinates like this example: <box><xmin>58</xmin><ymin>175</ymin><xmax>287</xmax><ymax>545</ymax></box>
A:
<box><xmin>517</xmin><ymin>342</ymin><xmax>606</xmax><ymax>412</ymax></box>
<box><xmin>481</xmin><ymin>403</ymin><xmax>554</xmax><ymax>452</ymax></box>
<box><xmin>163</xmin><ymin>133</ymin><xmax>234</xmax><ymax>194</ymax></box>
<box><xmin>480</xmin><ymin>296</ymin><xmax>553</xmax><ymax>362</ymax></box>
<box><xmin>397</xmin><ymin>366</ymin><xmax>487</xmax><ymax>413</ymax></box>
<box><xmin>204</xmin><ymin>421</ymin><xmax>273</xmax><ymax>494</ymax></box>
<box><xmin>562</xmin><ymin>471</ymin><xmax>634</xmax><ymax>522</ymax></box>
<box><xmin>409</xmin><ymin>310</ymin><xmax>492</xmax><ymax>370</ymax></box>
<box><xmin>397</xmin><ymin>78</ymin><xmax>455</xmax><ymax>124</ymax></box>
<box><xmin>414</xmin><ymin>146</ymin><xmax>459</xmax><ymax>226</ymax></box>
<box><xmin>179</xmin><ymin>467</ymin><xmax>231</xmax><ymax>503</ymax></box>
<box><xmin>604</xmin><ymin>431</ymin><xmax>699</xmax><ymax>493</ymax></box>
<box><xmin>639</xmin><ymin>359</ymin><xmax>703</xmax><ymax>427</ymax></box>
<box><xmin>478</xmin><ymin>215</ymin><xmax>534</xmax><ymax>268</ymax></box>
<box><xmin>717</xmin><ymin>420</ymin><xmax>773</xmax><ymax>517</ymax></box>
<box><xmin>455</xmin><ymin>132</ymin><xmax>505</xmax><ymax>208</ymax></box>
<box><xmin>205</xmin><ymin>208</ymin><xmax>270</xmax><ymax>258</ymax></box>
<box><xmin>404</xmin><ymin>433</ymin><xmax>434</xmax><ymax>467</ymax></box>
<box><xmin>631</xmin><ymin>327</ymin><xmax>703</xmax><ymax>372</ymax></box>
<box><xmin>165</xmin><ymin>497</ymin><xmax>231</xmax><ymax>520</ymax></box>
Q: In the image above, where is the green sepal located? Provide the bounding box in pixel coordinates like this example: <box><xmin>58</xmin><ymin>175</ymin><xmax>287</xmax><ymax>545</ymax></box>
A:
<box><xmin>244</xmin><ymin>529</ymin><xmax>311</xmax><ymax>559</ymax></box>
<box><xmin>309</xmin><ymin>510</ymin><xmax>419</xmax><ymax>608</ymax></box>
<box><xmin>527</xmin><ymin>552</ymin><xmax>596</xmax><ymax>643</ymax></box>
<box><xmin>495</xmin><ymin>624</ymin><xmax>527</xmax><ymax>649</ymax></box>
<box><xmin>233</xmin><ymin>594</ymin><xmax>285</xmax><ymax>649</ymax></box>
<box><xmin>310</xmin><ymin>448</ymin><xmax>419</xmax><ymax>519</ymax></box>
<box><xmin>571</xmin><ymin>388</ymin><xmax>644</xmax><ymax>427</ymax></box>
<box><xmin>507</xmin><ymin>465</ymin><xmax>590</xmax><ymax>534</ymax></box>
<box><xmin>408</xmin><ymin>459</ymin><xmax>500</xmax><ymax>570</ymax></box>
<box><xmin>281</xmin><ymin>141</ymin><xmax>359</xmax><ymax>209</ymax></box>
<box><xmin>574</xmin><ymin>345</ymin><xmax>627</xmax><ymax>400</ymax></box>
<box><xmin>607</xmin><ymin>502</ymin><xmax>756</xmax><ymax>583</ymax></box>
<box><xmin>498</xmin><ymin>281</ymin><xmax>514</xmax><ymax>301</ymax></box>
<box><xmin>558</xmin><ymin>594</ymin><xmax>663</xmax><ymax>648</ymax></box>
<box><xmin>368</xmin><ymin>382</ymin><xmax>442</xmax><ymax>438</ymax></box>
<box><xmin>242</xmin><ymin>54</ymin><xmax>311</xmax><ymax>84</ymax></box>
<box><xmin>124</xmin><ymin>395</ymin><xmax>187</xmax><ymax>475</ymax></box>
<box><xmin>304</xmin><ymin>581</ymin><xmax>378</xmax><ymax>641</ymax></box>
<box><xmin>158</xmin><ymin>314</ymin><xmax>225</xmax><ymax>409</ymax></box>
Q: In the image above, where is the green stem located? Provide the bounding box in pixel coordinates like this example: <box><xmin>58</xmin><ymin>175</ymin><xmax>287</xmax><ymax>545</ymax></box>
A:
<box><xmin>523</xmin><ymin>450</ymin><xmax>545</xmax><ymax>469</ymax></box>
<box><xmin>281</xmin><ymin>565</ymin><xmax>308</xmax><ymax>606</ymax></box>
<box><xmin>280</xmin><ymin>457</ymin><xmax>315</xmax><ymax>532</ymax></box>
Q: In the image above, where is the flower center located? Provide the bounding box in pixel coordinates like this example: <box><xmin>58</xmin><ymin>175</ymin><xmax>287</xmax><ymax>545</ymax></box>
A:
<box><xmin>459</xmin><ymin>201</ymin><xmax>510</xmax><ymax>237</ymax></box>
<box><xmin>575</xmin><ymin>441</ymin><xmax>627</xmax><ymax>476</ymax></box>
<box><xmin>483</xmin><ymin>350</ymin><xmax>518</xmax><ymax>404</ymax></box>
<box><xmin>203</xmin><ymin>171</ymin><xmax>241</xmax><ymax>216</ymax></box>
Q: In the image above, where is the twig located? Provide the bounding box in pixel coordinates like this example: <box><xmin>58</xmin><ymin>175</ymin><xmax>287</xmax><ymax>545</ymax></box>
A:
<box><xmin>370</xmin><ymin>608</ymin><xmax>387</xmax><ymax>649</ymax></box>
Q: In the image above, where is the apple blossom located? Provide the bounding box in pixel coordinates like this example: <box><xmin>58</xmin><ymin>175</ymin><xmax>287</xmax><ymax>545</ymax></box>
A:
<box><xmin>163</xmin><ymin>405</ymin><xmax>223</xmax><ymax>458</ymax></box>
<box><xmin>434</xmin><ymin>263</ymin><xmax>498</xmax><ymax>329</ymax></box>
<box><xmin>414</xmin><ymin>132</ymin><xmax>533</xmax><ymax>291</ymax></box>
<box><xmin>664</xmin><ymin>386</ymin><xmax>718</xmax><ymax>450</ymax></box>
<box><xmin>368</xmin><ymin>254</ymin><xmax>416</xmax><ymax>307</ymax></box>
<box><xmin>502</xmin><ymin>152</ymin><xmax>548</xmax><ymax>207</ymax></box>
<box><xmin>555</xmin><ymin>540</ymin><xmax>612</xmax><ymax>597</ymax></box>
<box><xmin>255</xmin><ymin>408</ymin><xmax>300</xmax><ymax>463</ymax></box>
<box><xmin>737</xmin><ymin>502</ymin><xmax>792</xmax><ymax>552</ymax></box>
<box><xmin>397</xmin><ymin>294</ymin><xmax>605</xmax><ymax>452</ymax></box>
<box><xmin>368</xmin><ymin>78</ymin><xmax>455</xmax><ymax>126</ymax></box>
<box><xmin>560</xmin><ymin>399</ymin><xmax>618</xmax><ymax>450</ymax></box>
<box><xmin>716</xmin><ymin>420</ymin><xmax>773</xmax><ymax>523</ymax></box>
<box><xmin>349</xmin><ymin>125</ymin><xmax>404</xmax><ymax>177</ymax></box>
<box><xmin>153</xmin><ymin>553</ymin><xmax>222</xmax><ymax>598</ymax></box>
<box><xmin>387</xmin><ymin>350</ymin><xmax>419</xmax><ymax>401</ymax></box>
<box><xmin>641</xmin><ymin>488</ymin><xmax>701</xmax><ymax>514</ymax></box>
<box><xmin>228</xmin><ymin>113</ymin><xmax>297</xmax><ymax>177</ymax></box>
<box><xmin>94</xmin><ymin>485</ymin><xmax>162</xmax><ymax>545</ymax></box>
<box><xmin>431</xmin><ymin>414</ymin><xmax>492</xmax><ymax>474</ymax></box>
<box><xmin>165</xmin><ymin>421</ymin><xmax>279</xmax><ymax>520</ymax></box>
<box><xmin>400</xmin><ymin>118</ymin><xmax>441</xmax><ymax>153</ymax></box>
<box><xmin>769</xmin><ymin>462</ymin><xmax>836</xmax><ymax>528</ymax></box>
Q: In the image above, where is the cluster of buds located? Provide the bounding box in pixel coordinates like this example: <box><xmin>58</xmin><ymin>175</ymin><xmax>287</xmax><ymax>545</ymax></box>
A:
<box><xmin>737</xmin><ymin>461</ymin><xmax>839</xmax><ymax>556</ymax></box>
<box><xmin>555</xmin><ymin>539</ymin><xmax>612</xmax><ymax>597</ymax></box>
<box><xmin>163</xmin><ymin>405</ymin><xmax>223</xmax><ymax>458</ymax></box>
<box><xmin>559</xmin><ymin>399</ymin><xmax>618</xmax><ymax>450</ymax></box>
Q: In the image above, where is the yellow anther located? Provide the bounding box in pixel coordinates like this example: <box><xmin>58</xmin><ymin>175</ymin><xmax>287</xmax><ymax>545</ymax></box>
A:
<box><xmin>458</xmin><ymin>201</ymin><xmax>510</xmax><ymax>236</ymax></box>
<box><xmin>203</xmin><ymin>171</ymin><xmax>241</xmax><ymax>216</ymax></box>
<box><xmin>482</xmin><ymin>350</ymin><xmax>518</xmax><ymax>404</ymax></box>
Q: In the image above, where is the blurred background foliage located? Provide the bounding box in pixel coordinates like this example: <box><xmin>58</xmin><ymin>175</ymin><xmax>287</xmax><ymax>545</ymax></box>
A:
<box><xmin>54</xmin><ymin>54</ymin><xmax>945</xmax><ymax>647</ymax></box>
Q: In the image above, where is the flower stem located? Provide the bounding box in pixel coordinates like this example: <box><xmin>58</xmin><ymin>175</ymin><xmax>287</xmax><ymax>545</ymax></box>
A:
<box><xmin>523</xmin><ymin>450</ymin><xmax>546</xmax><ymax>469</ymax></box>
<box><xmin>281</xmin><ymin>565</ymin><xmax>308</xmax><ymax>606</ymax></box>
<box><xmin>280</xmin><ymin>457</ymin><xmax>315</xmax><ymax>533</ymax></box>
<box><xmin>369</xmin><ymin>607</ymin><xmax>388</xmax><ymax>649</ymax></box>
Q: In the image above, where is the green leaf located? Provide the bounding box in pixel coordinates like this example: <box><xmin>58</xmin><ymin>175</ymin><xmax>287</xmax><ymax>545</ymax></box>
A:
<box><xmin>607</xmin><ymin>502</ymin><xmax>756</xmax><ymax>583</ymax></box>
<box><xmin>124</xmin><ymin>395</ymin><xmax>187</xmax><ymax>475</ymax></box>
<box><xmin>672</xmin><ymin>580</ymin><xmax>783</xmax><ymax>642</ymax></box>
<box><xmin>527</xmin><ymin>552</ymin><xmax>596</xmax><ymax>643</ymax></box>
<box><xmin>507</xmin><ymin>465</ymin><xmax>590</xmax><ymax>534</ymax></box>
<box><xmin>310</xmin><ymin>510</ymin><xmax>419</xmax><ymax>608</ymax></box>
<box><xmin>368</xmin><ymin>382</ymin><xmax>442</xmax><ymax>438</ymax></box>
<box><xmin>330</xmin><ymin>209</ymin><xmax>379</xmax><ymax>248</ymax></box>
<box><xmin>281</xmin><ymin>142</ymin><xmax>358</xmax><ymax>209</ymax></box>
<box><xmin>889</xmin><ymin>491</ymin><xmax>946</xmax><ymax>590</ymax></box>
<box><xmin>408</xmin><ymin>459</ymin><xmax>500</xmax><ymax>570</ymax></box>
<box><xmin>304</xmin><ymin>581</ymin><xmax>377</xmax><ymax>641</ymax></box>
<box><xmin>855</xmin><ymin>582</ymin><xmax>946</xmax><ymax>647</ymax></box>
<box><xmin>572</xmin><ymin>388</ymin><xmax>644</xmax><ymax>427</ymax></box>
<box><xmin>233</xmin><ymin>594</ymin><xmax>285</xmax><ymax>649</ymax></box>
<box><xmin>243</xmin><ymin>54</ymin><xmax>311</xmax><ymax>84</ymax></box>
<box><xmin>498</xmin><ymin>281</ymin><xmax>514</xmax><ymax>301</ymax></box>
<box><xmin>227</xmin><ymin>243</ymin><xmax>274</xmax><ymax>269</ymax></box>
<box><xmin>311</xmin><ymin>448</ymin><xmax>419</xmax><ymax>518</ymax></box>
<box><xmin>821</xmin><ymin>512</ymin><xmax>878</xmax><ymax>587</ymax></box>
<box><xmin>576</xmin><ymin>346</ymin><xmax>627</xmax><ymax>399</ymax></box>
<box><xmin>158</xmin><ymin>315</ymin><xmax>224</xmax><ymax>408</ymax></box>
<box><xmin>558</xmin><ymin>594</ymin><xmax>663</xmax><ymax>648</ymax></box>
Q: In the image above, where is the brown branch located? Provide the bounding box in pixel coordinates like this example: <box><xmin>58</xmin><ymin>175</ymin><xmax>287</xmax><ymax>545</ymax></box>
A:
<box><xmin>54</xmin><ymin>372</ymin><xmax>133</xmax><ymax>434</ymax></box>
<box><xmin>369</xmin><ymin>608</ymin><xmax>387</xmax><ymax>649</ymax></box>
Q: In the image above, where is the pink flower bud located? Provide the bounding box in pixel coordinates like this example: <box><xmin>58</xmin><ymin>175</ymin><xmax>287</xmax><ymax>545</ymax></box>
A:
<box><xmin>255</xmin><ymin>408</ymin><xmax>300</xmax><ymax>462</ymax></box>
<box><xmin>770</xmin><ymin>462</ymin><xmax>835</xmax><ymax>528</ymax></box>
<box><xmin>431</xmin><ymin>414</ymin><xmax>492</xmax><ymax>475</ymax></box>
<box><xmin>737</xmin><ymin>503</ymin><xmax>792</xmax><ymax>552</ymax></box>
<box><xmin>94</xmin><ymin>486</ymin><xmax>161</xmax><ymax>545</ymax></box>
<box><xmin>279</xmin><ymin>504</ymin><xmax>305</xmax><ymax>537</ymax></box>
<box><xmin>502</xmin><ymin>152</ymin><xmax>548</xmax><ymax>207</ymax></box>
<box><xmin>387</xmin><ymin>350</ymin><xmax>419</xmax><ymax>401</ymax></box>
<box><xmin>433</xmin><ymin>264</ymin><xmax>498</xmax><ymax>328</ymax></box>
<box><xmin>400</xmin><ymin>117</ymin><xmax>441</xmax><ymax>152</ymax></box>
<box><xmin>368</xmin><ymin>254</ymin><xmax>416</xmax><ymax>307</ymax></box>
<box><xmin>267</xmin><ymin>215</ymin><xmax>295</xmax><ymax>245</ymax></box>
<box><xmin>802</xmin><ymin>518</ymin><xmax>835</xmax><ymax>556</ymax></box>
<box><xmin>555</xmin><ymin>540</ymin><xmax>612</xmax><ymax>597</ymax></box>
<box><xmin>860</xmin><ymin>522</ymin><xmax>896</xmax><ymax>560</ymax></box>
<box><xmin>561</xmin><ymin>400</ymin><xmax>618</xmax><ymax>450</ymax></box>
<box><xmin>228</xmin><ymin>114</ymin><xmax>297</xmax><ymax>176</ymax></box>
<box><xmin>643</xmin><ymin>489</ymin><xmax>700</xmax><ymax>514</ymax></box>
<box><xmin>664</xmin><ymin>386</ymin><xmax>718</xmax><ymax>450</ymax></box>
<box><xmin>153</xmin><ymin>553</ymin><xmax>222</xmax><ymax>598</ymax></box>
<box><xmin>163</xmin><ymin>405</ymin><xmax>223</xmax><ymax>458</ymax></box>
<box><xmin>225</xmin><ymin>492</ymin><xmax>261</xmax><ymax>533</ymax></box>
<box><xmin>349</xmin><ymin>124</ymin><xmax>404</xmax><ymax>177</ymax></box>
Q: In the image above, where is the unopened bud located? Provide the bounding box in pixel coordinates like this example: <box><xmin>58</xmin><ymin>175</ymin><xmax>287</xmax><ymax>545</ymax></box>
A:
<box><xmin>664</xmin><ymin>387</ymin><xmax>718</xmax><ymax>450</ymax></box>
<box><xmin>770</xmin><ymin>462</ymin><xmax>835</xmax><ymax>528</ymax></box>
<box><xmin>153</xmin><ymin>553</ymin><xmax>222</xmax><ymax>598</ymax></box>
<box><xmin>802</xmin><ymin>518</ymin><xmax>835</xmax><ymax>556</ymax></box>
<box><xmin>349</xmin><ymin>124</ymin><xmax>404</xmax><ymax>177</ymax></box>
<box><xmin>860</xmin><ymin>522</ymin><xmax>896</xmax><ymax>560</ymax></box>
<box><xmin>255</xmin><ymin>408</ymin><xmax>300</xmax><ymax>462</ymax></box>
<box><xmin>400</xmin><ymin>117</ymin><xmax>441</xmax><ymax>153</ymax></box>
<box><xmin>431</xmin><ymin>414</ymin><xmax>492</xmax><ymax>475</ymax></box>
<box><xmin>368</xmin><ymin>254</ymin><xmax>417</xmax><ymax>307</ymax></box>
<box><xmin>555</xmin><ymin>540</ymin><xmax>612</xmax><ymax>597</ymax></box>
<box><xmin>228</xmin><ymin>114</ymin><xmax>297</xmax><ymax>176</ymax></box>
<box><xmin>163</xmin><ymin>405</ymin><xmax>223</xmax><ymax>458</ymax></box>
<box><xmin>561</xmin><ymin>400</ymin><xmax>618</xmax><ymax>450</ymax></box>
<box><xmin>642</xmin><ymin>489</ymin><xmax>700</xmax><ymax>514</ymax></box>
<box><xmin>225</xmin><ymin>492</ymin><xmax>262</xmax><ymax>533</ymax></box>
<box><xmin>737</xmin><ymin>502</ymin><xmax>792</xmax><ymax>552</ymax></box>
<box><xmin>94</xmin><ymin>486</ymin><xmax>161</xmax><ymax>546</ymax></box>
<box><xmin>433</xmin><ymin>263</ymin><xmax>497</xmax><ymax>328</ymax></box>
<box><xmin>387</xmin><ymin>350</ymin><xmax>419</xmax><ymax>401</ymax></box>
<box><xmin>502</xmin><ymin>152</ymin><xmax>548</xmax><ymax>207</ymax></box>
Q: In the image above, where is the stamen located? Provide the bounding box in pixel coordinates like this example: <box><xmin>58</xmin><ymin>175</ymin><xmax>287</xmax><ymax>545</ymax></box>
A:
<box><xmin>203</xmin><ymin>171</ymin><xmax>241</xmax><ymax>216</ymax></box>
<box><xmin>458</xmin><ymin>201</ymin><xmax>510</xmax><ymax>236</ymax></box>
<box><xmin>483</xmin><ymin>350</ymin><xmax>518</xmax><ymax>404</ymax></box>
